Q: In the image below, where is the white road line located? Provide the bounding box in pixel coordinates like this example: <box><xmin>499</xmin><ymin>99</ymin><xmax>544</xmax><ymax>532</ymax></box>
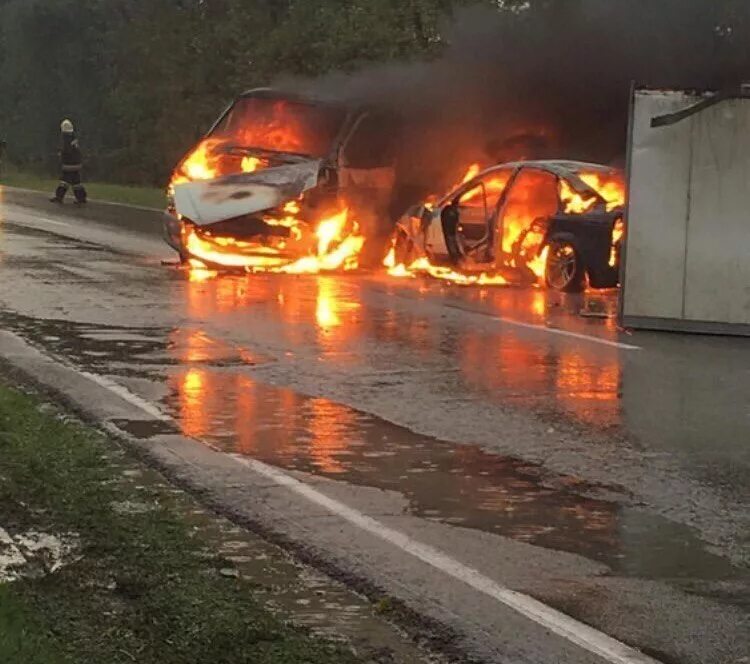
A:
<box><xmin>487</xmin><ymin>314</ymin><xmax>641</xmax><ymax>350</ymax></box>
<box><xmin>28</xmin><ymin>216</ymin><xmax>72</xmax><ymax>228</ymax></box>
<box><xmin>73</xmin><ymin>369</ymin><xmax>659</xmax><ymax>664</ymax></box>
<box><xmin>233</xmin><ymin>455</ymin><xmax>659</xmax><ymax>664</ymax></box>
<box><xmin>385</xmin><ymin>286</ymin><xmax>641</xmax><ymax>351</ymax></box>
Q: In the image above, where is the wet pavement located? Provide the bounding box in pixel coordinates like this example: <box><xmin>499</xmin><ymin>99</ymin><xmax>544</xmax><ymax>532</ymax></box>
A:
<box><xmin>0</xmin><ymin>307</ymin><xmax>741</xmax><ymax>584</ymax></box>
<box><xmin>0</xmin><ymin>187</ymin><xmax>748</xmax><ymax>663</ymax></box>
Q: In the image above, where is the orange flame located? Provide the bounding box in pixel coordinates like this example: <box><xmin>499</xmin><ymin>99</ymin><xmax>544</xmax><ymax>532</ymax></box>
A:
<box><xmin>561</xmin><ymin>172</ymin><xmax>626</xmax><ymax>214</ymax></box>
<box><xmin>383</xmin><ymin>246</ymin><xmax>396</xmax><ymax>269</ymax></box>
<box><xmin>172</xmin><ymin>136</ymin><xmax>365</xmax><ymax>274</ymax></box>
<box><xmin>461</xmin><ymin>163</ymin><xmax>481</xmax><ymax>184</ymax></box>
<box><xmin>172</xmin><ymin>141</ymin><xmax>268</xmax><ymax>187</ymax></box>
<box><xmin>279</xmin><ymin>209</ymin><xmax>365</xmax><ymax>274</ymax></box>
<box><xmin>610</xmin><ymin>217</ymin><xmax>624</xmax><ymax>267</ymax></box>
<box><xmin>580</xmin><ymin>173</ymin><xmax>626</xmax><ymax>212</ymax></box>
<box><xmin>527</xmin><ymin>246</ymin><xmax>549</xmax><ymax>280</ymax></box>
<box><xmin>385</xmin><ymin>243</ymin><xmax>508</xmax><ymax>286</ymax></box>
<box><xmin>393</xmin><ymin>257</ymin><xmax>508</xmax><ymax>286</ymax></box>
<box><xmin>172</xmin><ymin>139</ymin><xmax>223</xmax><ymax>186</ymax></box>
<box><xmin>184</xmin><ymin>205</ymin><xmax>364</xmax><ymax>275</ymax></box>
<box><xmin>241</xmin><ymin>156</ymin><xmax>262</xmax><ymax>173</ymax></box>
<box><xmin>385</xmin><ymin>163</ymin><xmax>516</xmax><ymax>287</ymax></box>
<box><xmin>560</xmin><ymin>179</ymin><xmax>598</xmax><ymax>214</ymax></box>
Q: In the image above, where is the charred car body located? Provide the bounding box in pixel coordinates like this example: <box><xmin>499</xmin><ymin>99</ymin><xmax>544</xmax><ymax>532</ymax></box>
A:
<box><xmin>165</xmin><ymin>88</ymin><xmax>398</xmax><ymax>270</ymax></box>
<box><xmin>392</xmin><ymin>160</ymin><xmax>626</xmax><ymax>292</ymax></box>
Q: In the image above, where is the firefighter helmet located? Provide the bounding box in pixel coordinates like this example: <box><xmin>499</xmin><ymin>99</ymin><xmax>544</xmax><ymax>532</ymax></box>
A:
<box><xmin>61</xmin><ymin>119</ymin><xmax>74</xmax><ymax>134</ymax></box>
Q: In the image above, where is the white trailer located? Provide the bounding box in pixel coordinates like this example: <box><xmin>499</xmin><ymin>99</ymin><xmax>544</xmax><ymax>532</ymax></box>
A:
<box><xmin>620</xmin><ymin>86</ymin><xmax>750</xmax><ymax>336</ymax></box>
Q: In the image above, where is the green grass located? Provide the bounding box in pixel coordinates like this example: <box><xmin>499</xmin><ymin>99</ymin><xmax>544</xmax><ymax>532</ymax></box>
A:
<box><xmin>0</xmin><ymin>170</ymin><xmax>165</xmax><ymax>209</ymax></box>
<box><xmin>0</xmin><ymin>384</ymin><xmax>361</xmax><ymax>664</ymax></box>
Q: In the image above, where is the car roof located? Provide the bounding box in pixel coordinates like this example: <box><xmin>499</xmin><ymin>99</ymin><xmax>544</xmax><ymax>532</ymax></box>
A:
<box><xmin>436</xmin><ymin>159</ymin><xmax>621</xmax><ymax>208</ymax></box>
<box><xmin>480</xmin><ymin>159</ymin><xmax>618</xmax><ymax>178</ymax></box>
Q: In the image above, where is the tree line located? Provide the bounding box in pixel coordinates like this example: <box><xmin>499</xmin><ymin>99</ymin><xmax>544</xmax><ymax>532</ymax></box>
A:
<box><xmin>0</xmin><ymin>0</ymin><xmax>746</xmax><ymax>188</ymax></box>
<box><xmin>0</xmin><ymin>0</ymin><xmax>498</xmax><ymax>185</ymax></box>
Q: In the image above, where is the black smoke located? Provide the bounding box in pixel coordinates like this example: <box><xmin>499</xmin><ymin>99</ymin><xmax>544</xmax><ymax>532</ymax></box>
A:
<box><xmin>282</xmin><ymin>0</ymin><xmax>750</xmax><ymax>198</ymax></box>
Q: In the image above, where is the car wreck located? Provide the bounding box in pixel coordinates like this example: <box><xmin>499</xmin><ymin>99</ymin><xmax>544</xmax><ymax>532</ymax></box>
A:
<box><xmin>164</xmin><ymin>88</ymin><xmax>397</xmax><ymax>272</ymax></box>
<box><xmin>387</xmin><ymin>160</ymin><xmax>626</xmax><ymax>292</ymax></box>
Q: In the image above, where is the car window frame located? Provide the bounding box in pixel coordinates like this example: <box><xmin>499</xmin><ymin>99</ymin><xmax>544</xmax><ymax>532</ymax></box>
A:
<box><xmin>206</xmin><ymin>94</ymin><xmax>351</xmax><ymax>161</ymax></box>
<box><xmin>455</xmin><ymin>180</ymin><xmax>489</xmax><ymax>221</ymax></box>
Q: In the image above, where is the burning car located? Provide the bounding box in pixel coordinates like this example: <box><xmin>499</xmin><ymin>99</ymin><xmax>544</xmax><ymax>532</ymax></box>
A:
<box><xmin>387</xmin><ymin>160</ymin><xmax>626</xmax><ymax>292</ymax></box>
<box><xmin>165</xmin><ymin>88</ymin><xmax>398</xmax><ymax>272</ymax></box>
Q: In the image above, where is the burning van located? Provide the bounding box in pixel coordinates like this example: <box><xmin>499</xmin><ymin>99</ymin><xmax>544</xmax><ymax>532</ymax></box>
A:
<box><xmin>165</xmin><ymin>88</ymin><xmax>397</xmax><ymax>272</ymax></box>
<box><xmin>387</xmin><ymin>160</ymin><xmax>626</xmax><ymax>292</ymax></box>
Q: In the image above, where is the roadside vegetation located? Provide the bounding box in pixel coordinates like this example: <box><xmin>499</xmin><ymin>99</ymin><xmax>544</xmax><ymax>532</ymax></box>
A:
<box><xmin>0</xmin><ymin>1</ymin><xmax>746</xmax><ymax>191</ymax></box>
<box><xmin>0</xmin><ymin>382</ymin><xmax>360</xmax><ymax>664</ymax></box>
<box><xmin>0</xmin><ymin>168</ymin><xmax>164</xmax><ymax>209</ymax></box>
<box><xmin>0</xmin><ymin>0</ymin><xmax>487</xmax><ymax>187</ymax></box>
<box><xmin>0</xmin><ymin>1</ymin><xmax>745</xmax><ymax>188</ymax></box>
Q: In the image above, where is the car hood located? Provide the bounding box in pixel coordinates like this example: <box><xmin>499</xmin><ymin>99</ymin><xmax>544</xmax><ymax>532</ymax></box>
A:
<box><xmin>172</xmin><ymin>158</ymin><xmax>321</xmax><ymax>226</ymax></box>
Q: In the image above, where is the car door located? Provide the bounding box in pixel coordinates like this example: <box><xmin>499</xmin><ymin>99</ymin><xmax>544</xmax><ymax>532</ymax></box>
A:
<box><xmin>495</xmin><ymin>167</ymin><xmax>560</xmax><ymax>265</ymax></box>
<box><xmin>338</xmin><ymin>111</ymin><xmax>397</xmax><ymax>213</ymax></box>
<box><xmin>444</xmin><ymin>168</ymin><xmax>515</xmax><ymax>262</ymax></box>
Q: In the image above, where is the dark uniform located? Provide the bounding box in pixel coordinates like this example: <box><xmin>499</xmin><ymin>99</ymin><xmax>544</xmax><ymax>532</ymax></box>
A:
<box><xmin>51</xmin><ymin>128</ymin><xmax>87</xmax><ymax>203</ymax></box>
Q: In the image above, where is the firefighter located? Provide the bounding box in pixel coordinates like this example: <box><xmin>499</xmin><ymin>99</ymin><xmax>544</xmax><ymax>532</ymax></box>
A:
<box><xmin>50</xmin><ymin>119</ymin><xmax>87</xmax><ymax>204</ymax></box>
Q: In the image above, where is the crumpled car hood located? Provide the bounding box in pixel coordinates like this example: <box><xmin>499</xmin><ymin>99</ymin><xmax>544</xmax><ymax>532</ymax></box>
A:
<box><xmin>172</xmin><ymin>159</ymin><xmax>321</xmax><ymax>225</ymax></box>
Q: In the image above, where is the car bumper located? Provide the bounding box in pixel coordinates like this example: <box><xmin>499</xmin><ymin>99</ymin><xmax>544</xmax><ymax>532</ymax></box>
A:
<box><xmin>163</xmin><ymin>210</ymin><xmax>184</xmax><ymax>256</ymax></box>
<box><xmin>163</xmin><ymin>211</ymin><xmax>312</xmax><ymax>269</ymax></box>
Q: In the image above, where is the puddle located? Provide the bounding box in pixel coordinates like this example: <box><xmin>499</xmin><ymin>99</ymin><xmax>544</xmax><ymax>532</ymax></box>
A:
<box><xmin>0</xmin><ymin>311</ymin><xmax>262</xmax><ymax>379</ymax></box>
<box><xmin>162</xmin><ymin>366</ymin><xmax>744</xmax><ymax>584</ymax></box>
<box><xmin>110</xmin><ymin>419</ymin><xmax>178</xmax><ymax>439</ymax></box>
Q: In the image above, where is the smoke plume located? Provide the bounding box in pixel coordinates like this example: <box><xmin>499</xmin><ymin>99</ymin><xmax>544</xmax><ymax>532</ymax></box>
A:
<box><xmin>281</xmin><ymin>0</ymin><xmax>750</xmax><ymax>199</ymax></box>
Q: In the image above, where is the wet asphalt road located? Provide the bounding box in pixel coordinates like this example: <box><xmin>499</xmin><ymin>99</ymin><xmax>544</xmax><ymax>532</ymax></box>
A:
<box><xmin>0</xmin><ymin>187</ymin><xmax>748</xmax><ymax>663</ymax></box>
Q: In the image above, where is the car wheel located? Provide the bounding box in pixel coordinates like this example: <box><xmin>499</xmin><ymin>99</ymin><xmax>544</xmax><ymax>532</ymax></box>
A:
<box><xmin>545</xmin><ymin>240</ymin><xmax>585</xmax><ymax>292</ymax></box>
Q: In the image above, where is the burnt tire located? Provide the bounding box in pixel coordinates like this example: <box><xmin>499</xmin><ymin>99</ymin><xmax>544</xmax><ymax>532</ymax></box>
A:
<box><xmin>545</xmin><ymin>240</ymin><xmax>585</xmax><ymax>293</ymax></box>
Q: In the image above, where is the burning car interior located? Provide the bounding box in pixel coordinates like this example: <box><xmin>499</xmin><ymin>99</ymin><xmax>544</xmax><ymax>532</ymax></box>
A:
<box><xmin>387</xmin><ymin>161</ymin><xmax>626</xmax><ymax>292</ymax></box>
<box><xmin>165</xmin><ymin>89</ymin><xmax>626</xmax><ymax>293</ymax></box>
<box><xmin>166</xmin><ymin>88</ymin><xmax>398</xmax><ymax>274</ymax></box>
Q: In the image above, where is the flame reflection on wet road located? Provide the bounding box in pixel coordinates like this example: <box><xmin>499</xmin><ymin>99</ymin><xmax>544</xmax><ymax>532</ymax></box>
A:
<box><xmin>181</xmin><ymin>270</ymin><xmax>624</xmax><ymax>429</ymax></box>
<box><xmin>166</xmin><ymin>359</ymin><xmax>736</xmax><ymax>581</ymax></box>
<box><xmin>0</xmin><ymin>213</ymin><xmax>743</xmax><ymax>588</ymax></box>
<box><xmin>162</xmin><ymin>271</ymin><xmax>738</xmax><ymax>581</ymax></box>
